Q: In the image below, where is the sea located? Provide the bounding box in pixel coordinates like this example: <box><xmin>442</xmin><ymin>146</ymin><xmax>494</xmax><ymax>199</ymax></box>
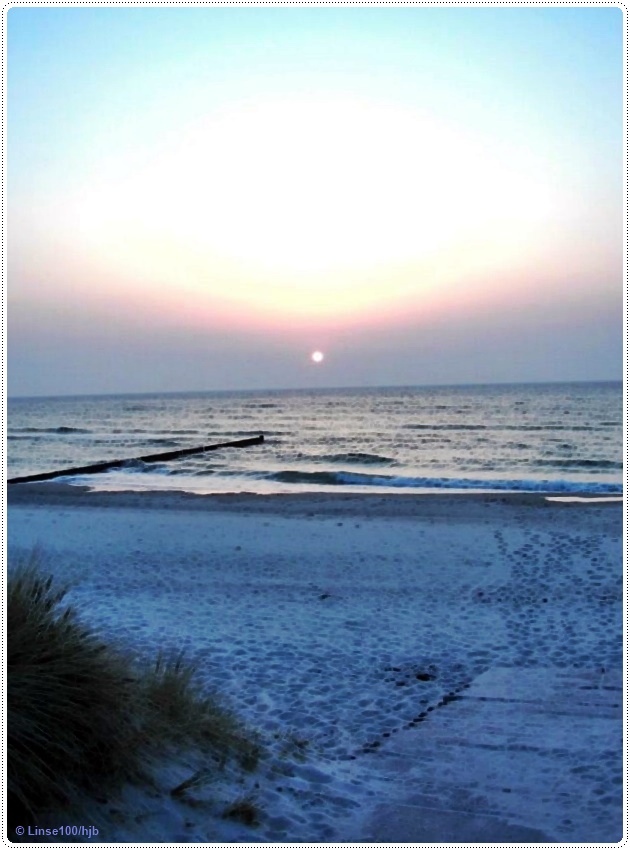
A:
<box><xmin>6</xmin><ymin>382</ymin><xmax>624</xmax><ymax>496</ymax></box>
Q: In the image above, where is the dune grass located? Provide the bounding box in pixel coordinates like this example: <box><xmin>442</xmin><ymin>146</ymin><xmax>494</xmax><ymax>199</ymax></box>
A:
<box><xmin>141</xmin><ymin>650</ymin><xmax>261</xmax><ymax>770</ymax></box>
<box><xmin>221</xmin><ymin>795</ymin><xmax>260</xmax><ymax>826</ymax></box>
<box><xmin>7</xmin><ymin>551</ymin><xmax>260</xmax><ymax>832</ymax></box>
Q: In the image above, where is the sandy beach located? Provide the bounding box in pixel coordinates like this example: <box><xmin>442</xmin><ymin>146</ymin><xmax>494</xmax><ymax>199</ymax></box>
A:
<box><xmin>6</xmin><ymin>484</ymin><xmax>623</xmax><ymax>843</ymax></box>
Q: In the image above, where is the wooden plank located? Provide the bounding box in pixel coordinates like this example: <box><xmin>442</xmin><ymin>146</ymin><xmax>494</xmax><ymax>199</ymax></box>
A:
<box><xmin>7</xmin><ymin>435</ymin><xmax>264</xmax><ymax>485</ymax></box>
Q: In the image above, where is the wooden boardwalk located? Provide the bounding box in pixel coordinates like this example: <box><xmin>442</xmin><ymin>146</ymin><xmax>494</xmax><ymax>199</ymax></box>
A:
<box><xmin>360</xmin><ymin>666</ymin><xmax>623</xmax><ymax>842</ymax></box>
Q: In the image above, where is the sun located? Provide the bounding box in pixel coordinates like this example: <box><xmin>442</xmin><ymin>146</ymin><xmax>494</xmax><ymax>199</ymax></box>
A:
<box><xmin>311</xmin><ymin>351</ymin><xmax>324</xmax><ymax>364</ymax></box>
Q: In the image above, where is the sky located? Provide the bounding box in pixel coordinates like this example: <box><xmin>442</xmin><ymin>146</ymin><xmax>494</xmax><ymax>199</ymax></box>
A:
<box><xmin>6</xmin><ymin>5</ymin><xmax>624</xmax><ymax>396</ymax></box>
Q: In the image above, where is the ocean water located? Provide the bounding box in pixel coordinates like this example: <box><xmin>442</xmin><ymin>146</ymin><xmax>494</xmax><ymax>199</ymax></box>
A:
<box><xmin>6</xmin><ymin>382</ymin><xmax>623</xmax><ymax>495</ymax></box>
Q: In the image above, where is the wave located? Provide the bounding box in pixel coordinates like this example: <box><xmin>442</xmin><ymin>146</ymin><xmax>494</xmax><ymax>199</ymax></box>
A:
<box><xmin>541</xmin><ymin>459</ymin><xmax>623</xmax><ymax>470</ymax></box>
<box><xmin>402</xmin><ymin>424</ymin><xmax>608</xmax><ymax>433</ymax></box>
<box><xmin>117</xmin><ymin>459</ymin><xmax>167</xmax><ymax>473</ymax></box>
<box><xmin>403</xmin><ymin>424</ymin><xmax>487</xmax><ymax>431</ymax></box>
<box><xmin>111</xmin><ymin>428</ymin><xmax>200</xmax><ymax>435</ymax></box>
<box><xmin>263</xmin><ymin>469</ymin><xmax>623</xmax><ymax>494</ymax></box>
<box><xmin>298</xmin><ymin>452</ymin><xmax>398</xmax><ymax>466</ymax></box>
<box><xmin>264</xmin><ymin>470</ymin><xmax>343</xmax><ymax>486</ymax></box>
<box><xmin>241</xmin><ymin>402</ymin><xmax>280</xmax><ymax>409</ymax></box>
<box><xmin>145</xmin><ymin>438</ymin><xmax>183</xmax><ymax>448</ymax></box>
<box><xmin>99</xmin><ymin>461</ymin><xmax>622</xmax><ymax>494</ymax></box>
<box><xmin>11</xmin><ymin>426</ymin><xmax>92</xmax><ymax>434</ymax></box>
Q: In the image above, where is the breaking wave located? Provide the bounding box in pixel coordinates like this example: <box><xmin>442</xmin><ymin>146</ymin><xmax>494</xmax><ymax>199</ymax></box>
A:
<box><xmin>540</xmin><ymin>459</ymin><xmax>623</xmax><ymax>470</ymax></box>
<box><xmin>263</xmin><ymin>469</ymin><xmax>623</xmax><ymax>494</ymax></box>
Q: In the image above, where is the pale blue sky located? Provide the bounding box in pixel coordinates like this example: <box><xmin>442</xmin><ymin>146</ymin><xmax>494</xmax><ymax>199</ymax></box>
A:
<box><xmin>7</xmin><ymin>6</ymin><xmax>623</xmax><ymax>396</ymax></box>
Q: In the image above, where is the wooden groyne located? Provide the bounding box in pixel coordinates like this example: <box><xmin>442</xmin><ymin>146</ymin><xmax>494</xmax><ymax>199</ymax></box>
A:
<box><xmin>7</xmin><ymin>435</ymin><xmax>265</xmax><ymax>485</ymax></box>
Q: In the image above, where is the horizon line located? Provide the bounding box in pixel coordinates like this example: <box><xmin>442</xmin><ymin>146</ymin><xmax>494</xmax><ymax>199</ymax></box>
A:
<box><xmin>7</xmin><ymin>377</ymin><xmax>623</xmax><ymax>402</ymax></box>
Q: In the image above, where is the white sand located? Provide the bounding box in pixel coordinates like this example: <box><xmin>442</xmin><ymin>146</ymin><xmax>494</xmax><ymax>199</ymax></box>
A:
<box><xmin>6</xmin><ymin>485</ymin><xmax>623</xmax><ymax>843</ymax></box>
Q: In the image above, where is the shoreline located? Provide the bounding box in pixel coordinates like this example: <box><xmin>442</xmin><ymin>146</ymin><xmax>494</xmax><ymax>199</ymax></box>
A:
<box><xmin>6</xmin><ymin>480</ymin><xmax>623</xmax><ymax>516</ymax></box>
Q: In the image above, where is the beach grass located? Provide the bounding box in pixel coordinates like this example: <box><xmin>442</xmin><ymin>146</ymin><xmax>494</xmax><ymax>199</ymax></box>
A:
<box><xmin>141</xmin><ymin>650</ymin><xmax>261</xmax><ymax>771</ymax></box>
<box><xmin>221</xmin><ymin>794</ymin><xmax>260</xmax><ymax>826</ymax></box>
<box><xmin>7</xmin><ymin>551</ymin><xmax>260</xmax><ymax>832</ymax></box>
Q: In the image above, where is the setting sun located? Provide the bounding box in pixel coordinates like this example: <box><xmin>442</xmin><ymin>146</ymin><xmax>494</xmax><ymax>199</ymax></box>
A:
<box><xmin>8</xmin><ymin>7</ymin><xmax>621</xmax><ymax>396</ymax></box>
<box><xmin>311</xmin><ymin>351</ymin><xmax>325</xmax><ymax>364</ymax></box>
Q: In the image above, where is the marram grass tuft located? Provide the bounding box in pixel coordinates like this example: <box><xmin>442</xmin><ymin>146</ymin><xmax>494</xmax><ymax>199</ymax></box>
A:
<box><xmin>7</xmin><ymin>552</ymin><xmax>260</xmax><ymax>832</ymax></box>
